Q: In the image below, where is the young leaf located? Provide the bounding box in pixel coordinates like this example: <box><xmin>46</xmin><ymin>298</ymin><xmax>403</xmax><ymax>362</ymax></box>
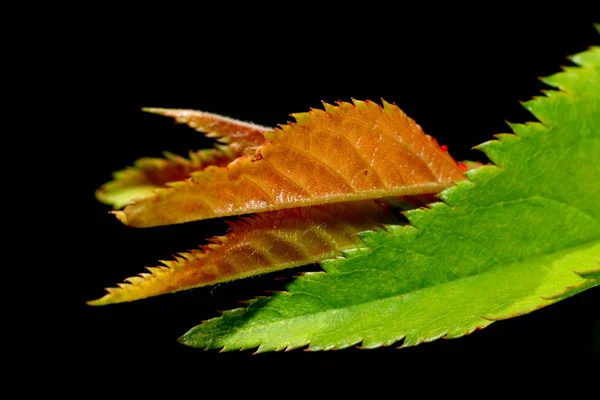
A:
<box><xmin>96</xmin><ymin>147</ymin><xmax>237</xmax><ymax>209</ymax></box>
<box><xmin>115</xmin><ymin>100</ymin><xmax>466</xmax><ymax>227</ymax></box>
<box><xmin>180</xmin><ymin>40</ymin><xmax>600</xmax><ymax>351</ymax></box>
<box><xmin>96</xmin><ymin>109</ymin><xmax>269</xmax><ymax>209</ymax></box>
<box><xmin>87</xmin><ymin>200</ymin><xmax>398</xmax><ymax>305</ymax></box>
<box><xmin>142</xmin><ymin>107</ymin><xmax>270</xmax><ymax>155</ymax></box>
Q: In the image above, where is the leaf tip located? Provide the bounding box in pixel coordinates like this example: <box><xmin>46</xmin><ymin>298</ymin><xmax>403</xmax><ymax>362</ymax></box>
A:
<box><xmin>111</xmin><ymin>210</ymin><xmax>128</xmax><ymax>225</ymax></box>
<box><xmin>141</xmin><ymin>107</ymin><xmax>169</xmax><ymax>116</ymax></box>
<box><xmin>380</xmin><ymin>97</ymin><xmax>393</xmax><ymax>106</ymax></box>
<box><xmin>86</xmin><ymin>295</ymin><xmax>112</xmax><ymax>306</ymax></box>
<box><xmin>95</xmin><ymin>188</ymin><xmax>112</xmax><ymax>206</ymax></box>
<box><xmin>177</xmin><ymin>333</ymin><xmax>191</xmax><ymax>346</ymax></box>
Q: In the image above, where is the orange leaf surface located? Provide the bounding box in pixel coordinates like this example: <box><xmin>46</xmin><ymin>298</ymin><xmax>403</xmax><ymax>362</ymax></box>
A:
<box><xmin>88</xmin><ymin>200</ymin><xmax>398</xmax><ymax>305</ymax></box>
<box><xmin>96</xmin><ymin>109</ymin><xmax>269</xmax><ymax>209</ymax></box>
<box><xmin>116</xmin><ymin>100</ymin><xmax>466</xmax><ymax>228</ymax></box>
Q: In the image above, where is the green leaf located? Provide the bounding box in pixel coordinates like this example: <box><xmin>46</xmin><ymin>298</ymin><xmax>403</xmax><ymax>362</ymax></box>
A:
<box><xmin>180</xmin><ymin>39</ymin><xmax>600</xmax><ymax>352</ymax></box>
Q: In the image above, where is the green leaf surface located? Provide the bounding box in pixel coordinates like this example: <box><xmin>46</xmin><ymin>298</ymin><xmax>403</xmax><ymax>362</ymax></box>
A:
<box><xmin>181</xmin><ymin>37</ymin><xmax>600</xmax><ymax>352</ymax></box>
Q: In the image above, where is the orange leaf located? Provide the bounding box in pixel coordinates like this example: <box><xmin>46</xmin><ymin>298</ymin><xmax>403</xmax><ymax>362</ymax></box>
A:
<box><xmin>116</xmin><ymin>100</ymin><xmax>466</xmax><ymax>228</ymax></box>
<box><xmin>88</xmin><ymin>200</ymin><xmax>398</xmax><ymax>305</ymax></box>
<box><xmin>143</xmin><ymin>107</ymin><xmax>269</xmax><ymax>155</ymax></box>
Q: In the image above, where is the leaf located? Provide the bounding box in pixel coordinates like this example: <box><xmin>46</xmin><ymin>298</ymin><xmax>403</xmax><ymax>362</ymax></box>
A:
<box><xmin>115</xmin><ymin>100</ymin><xmax>467</xmax><ymax>227</ymax></box>
<box><xmin>142</xmin><ymin>108</ymin><xmax>270</xmax><ymax>154</ymax></box>
<box><xmin>87</xmin><ymin>200</ymin><xmax>399</xmax><ymax>305</ymax></box>
<box><xmin>180</xmin><ymin>39</ymin><xmax>600</xmax><ymax>351</ymax></box>
<box><xmin>96</xmin><ymin>109</ymin><xmax>269</xmax><ymax>209</ymax></box>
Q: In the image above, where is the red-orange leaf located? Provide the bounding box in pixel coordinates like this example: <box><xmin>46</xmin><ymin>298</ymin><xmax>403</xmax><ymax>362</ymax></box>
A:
<box><xmin>143</xmin><ymin>107</ymin><xmax>269</xmax><ymax>155</ymax></box>
<box><xmin>88</xmin><ymin>200</ymin><xmax>398</xmax><ymax>305</ymax></box>
<box><xmin>116</xmin><ymin>100</ymin><xmax>466</xmax><ymax>228</ymax></box>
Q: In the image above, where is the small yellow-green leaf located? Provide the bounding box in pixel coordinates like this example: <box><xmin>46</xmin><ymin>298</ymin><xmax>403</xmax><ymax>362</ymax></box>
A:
<box><xmin>96</xmin><ymin>109</ymin><xmax>269</xmax><ymax>209</ymax></box>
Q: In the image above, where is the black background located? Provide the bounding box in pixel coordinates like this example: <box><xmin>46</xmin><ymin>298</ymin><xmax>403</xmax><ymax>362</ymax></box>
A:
<box><xmin>66</xmin><ymin>6</ymin><xmax>599</xmax><ymax>382</ymax></box>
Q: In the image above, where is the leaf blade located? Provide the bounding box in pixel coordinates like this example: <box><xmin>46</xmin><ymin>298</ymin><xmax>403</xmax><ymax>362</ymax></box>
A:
<box><xmin>88</xmin><ymin>200</ymin><xmax>399</xmax><ymax>305</ymax></box>
<box><xmin>117</xmin><ymin>100</ymin><xmax>466</xmax><ymax>227</ymax></box>
<box><xmin>181</xmin><ymin>240</ymin><xmax>598</xmax><ymax>352</ymax></box>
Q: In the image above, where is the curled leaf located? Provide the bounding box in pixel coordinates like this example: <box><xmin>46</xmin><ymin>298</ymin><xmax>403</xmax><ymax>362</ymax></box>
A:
<box><xmin>96</xmin><ymin>147</ymin><xmax>237</xmax><ymax>209</ymax></box>
<box><xmin>96</xmin><ymin>109</ymin><xmax>269</xmax><ymax>209</ymax></box>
